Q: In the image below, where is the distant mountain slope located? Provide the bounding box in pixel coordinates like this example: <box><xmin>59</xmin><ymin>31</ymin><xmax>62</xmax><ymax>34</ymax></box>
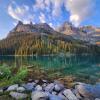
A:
<box><xmin>57</xmin><ymin>21</ymin><xmax>100</xmax><ymax>45</ymax></box>
<box><xmin>0</xmin><ymin>21</ymin><xmax>100</xmax><ymax>55</ymax></box>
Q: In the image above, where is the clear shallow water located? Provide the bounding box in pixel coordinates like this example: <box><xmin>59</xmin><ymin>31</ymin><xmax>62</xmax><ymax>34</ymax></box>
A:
<box><xmin>0</xmin><ymin>55</ymin><xmax>100</xmax><ymax>82</ymax></box>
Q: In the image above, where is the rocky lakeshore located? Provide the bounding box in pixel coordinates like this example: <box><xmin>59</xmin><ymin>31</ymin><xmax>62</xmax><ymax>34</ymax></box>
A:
<box><xmin>0</xmin><ymin>80</ymin><xmax>100</xmax><ymax>100</ymax></box>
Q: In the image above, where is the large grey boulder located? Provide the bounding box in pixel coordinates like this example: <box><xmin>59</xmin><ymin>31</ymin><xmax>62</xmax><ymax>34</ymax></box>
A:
<box><xmin>54</xmin><ymin>84</ymin><xmax>64</xmax><ymax>92</ymax></box>
<box><xmin>45</xmin><ymin>83</ymin><xmax>55</xmax><ymax>92</ymax></box>
<box><xmin>63</xmin><ymin>89</ymin><xmax>78</xmax><ymax>100</ymax></box>
<box><xmin>16</xmin><ymin>87</ymin><xmax>25</xmax><ymax>92</ymax></box>
<box><xmin>23</xmin><ymin>83</ymin><xmax>35</xmax><ymax>91</ymax></box>
<box><xmin>7</xmin><ymin>84</ymin><xmax>18</xmax><ymax>91</ymax></box>
<box><xmin>54</xmin><ymin>81</ymin><xmax>64</xmax><ymax>92</ymax></box>
<box><xmin>58</xmin><ymin>93</ymin><xmax>68</xmax><ymax>100</ymax></box>
<box><xmin>51</xmin><ymin>91</ymin><xmax>57</xmax><ymax>95</ymax></box>
<box><xmin>35</xmin><ymin>85</ymin><xmax>43</xmax><ymax>91</ymax></box>
<box><xmin>35</xmin><ymin>80</ymin><xmax>39</xmax><ymax>84</ymax></box>
<box><xmin>10</xmin><ymin>92</ymin><xmax>27</xmax><ymax>100</ymax></box>
<box><xmin>76</xmin><ymin>83</ymin><xmax>100</xmax><ymax>98</ymax></box>
<box><xmin>73</xmin><ymin>89</ymin><xmax>82</xmax><ymax>99</ymax></box>
<box><xmin>31</xmin><ymin>91</ymin><xmax>49</xmax><ymax>100</ymax></box>
<box><xmin>95</xmin><ymin>99</ymin><xmax>100</xmax><ymax>100</ymax></box>
<box><xmin>48</xmin><ymin>93</ymin><xmax>62</xmax><ymax>100</ymax></box>
<box><xmin>42</xmin><ymin>83</ymin><xmax>47</xmax><ymax>89</ymax></box>
<box><xmin>0</xmin><ymin>89</ymin><xmax>3</xmax><ymax>93</ymax></box>
<box><xmin>76</xmin><ymin>83</ymin><xmax>94</xmax><ymax>98</ymax></box>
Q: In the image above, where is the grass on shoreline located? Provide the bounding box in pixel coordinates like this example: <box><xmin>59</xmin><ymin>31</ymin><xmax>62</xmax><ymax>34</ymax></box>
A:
<box><xmin>0</xmin><ymin>64</ymin><xmax>28</xmax><ymax>87</ymax></box>
<box><xmin>0</xmin><ymin>64</ymin><xmax>76</xmax><ymax>88</ymax></box>
<box><xmin>0</xmin><ymin>63</ymin><xmax>99</xmax><ymax>88</ymax></box>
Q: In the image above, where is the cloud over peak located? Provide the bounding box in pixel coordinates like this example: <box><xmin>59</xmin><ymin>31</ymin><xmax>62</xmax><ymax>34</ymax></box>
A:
<box><xmin>65</xmin><ymin>0</ymin><xmax>94</xmax><ymax>26</ymax></box>
<box><xmin>7</xmin><ymin>0</ymin><xmax>94</xmax><ymax>26</ymax></box>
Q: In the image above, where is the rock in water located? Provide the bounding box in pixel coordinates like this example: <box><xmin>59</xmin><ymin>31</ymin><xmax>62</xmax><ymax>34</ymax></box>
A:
<box><xmin>63</xmin><ymin>89</ymin><xmax>78</xmax><ymax>100</ymax></box>
<box><xmin>10</xmin><ymin>92</ymin><xmax>27</xmax><ymax>100</ymax></box>
<box><xmin>7</xmin><ymin>84</ymin><xmax>18</xmax><ymax>91</ymax></box>
<box><xmin>31</xmin><ymin>91</ymin><xmax>49</xmax><ymax>100</ymax></box>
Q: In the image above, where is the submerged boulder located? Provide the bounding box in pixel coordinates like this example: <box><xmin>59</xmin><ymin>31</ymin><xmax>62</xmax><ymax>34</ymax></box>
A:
<box><xmin>10</xmin><ymin>92</ymin><xmax>27</xmax><ymax>100</ymax></box>
<box><xmin>31</xmin><ymin>91</ymin><xmax>49</xmax><ymax>100</ymax></box>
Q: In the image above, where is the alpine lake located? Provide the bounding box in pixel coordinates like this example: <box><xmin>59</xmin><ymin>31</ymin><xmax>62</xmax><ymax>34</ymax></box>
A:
<box><xmin>0</xmin><ymin>54</ymin><xmax>100</xmax><ymax>83</ymax></box>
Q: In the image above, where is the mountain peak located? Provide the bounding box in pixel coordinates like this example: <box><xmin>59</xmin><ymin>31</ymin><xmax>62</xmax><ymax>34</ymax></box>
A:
<box><xmin>17</xmin><ymin>21</ymin><xmax>23</xmax><ymax>26</ymax></box>
<box><xmin>63</xmin><ymin>21</ymin><xmax>72</xmax><ymax>26</ymax></box>
<box><xmin>30</xmin><ymin>21</ymin><xmax>33</xmax><ymax>25</ymax></box>
<box><xmin>34</xmin><ymin>23</ymin><xmax>52</xmax><ymax>29</ymax></box>
<box><xmin>57</xmin><ymin>21</ymin><xmax>74</xmax><ymax>35</ymax></box>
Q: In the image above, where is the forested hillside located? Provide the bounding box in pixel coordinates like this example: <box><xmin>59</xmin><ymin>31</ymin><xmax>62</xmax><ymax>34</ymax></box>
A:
<box><xmin>0</xmin><ymin>33</ymin><xmax>100</xmax><ymax>55</ymax></box>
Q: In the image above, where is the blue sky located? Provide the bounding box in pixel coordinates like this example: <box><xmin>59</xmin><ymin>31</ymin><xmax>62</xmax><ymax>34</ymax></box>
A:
<box><xmin>0</xmin><ymin>0</ymin><xmax>100</xmax><ymax>39</ymax></box>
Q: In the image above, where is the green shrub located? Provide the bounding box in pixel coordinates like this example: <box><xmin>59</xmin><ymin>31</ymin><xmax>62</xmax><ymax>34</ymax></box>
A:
<box><xmin>0</xmin><ymin>64</ymin><xmax>12</xmax><ymax>80</ymax></box>
<box><xmin>11</xmin><ymin>67</ymin><xmax>28</xmax><ymax>83</ymax></box>
<box><xmin>0</xmin><ymin>65</ymin><xmax>28</xmax><ymax>87</ymax></box>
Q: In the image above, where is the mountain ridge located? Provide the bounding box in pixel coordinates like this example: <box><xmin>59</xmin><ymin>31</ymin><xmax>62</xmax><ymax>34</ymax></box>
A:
<box><xmin>8</xmin><ymin>21</ymin><xmax>58</xmax><ymax>37</ymax></box>
<box><xmin>57</xmin><ymin>21</ymin><xmax>100</xmax><ymax>45</ymax></box>
<box><xmin>7</xmin><ymin>21</ymin><xmax>100</xmax><ymax>46</ymax></box>
<box><xmin>0</xmin><ymin>21</ymin><xmax>100</xmax><ymax>55</ymax></box>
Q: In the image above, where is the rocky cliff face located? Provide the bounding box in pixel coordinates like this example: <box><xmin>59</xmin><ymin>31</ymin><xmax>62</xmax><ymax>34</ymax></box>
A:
<box><xmin>8</xmin><ymin>21</ymin><xmax>57</xmax><ymax>37</ymax></box>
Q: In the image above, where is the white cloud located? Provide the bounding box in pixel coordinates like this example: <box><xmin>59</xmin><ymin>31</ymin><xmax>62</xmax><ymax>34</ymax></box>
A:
<box><xmin>39</xmin><ymin>13</ymin><xmax>46</xmax><ymax>23</ymax></box>
<box><xmin>8</xmin><ymin>1</ymin><xmax>34</xmax><ymax>24</ymax></box>
<box><xmin>33</xmin><ymin>0</ymin><xmax>63</xmax><ymax>17</ymax></box>
<box><xmin>64</xmin><ymin>0</ymin><xmax>94</xmax><ymax>26</ymax></box>
<box><xmin>45</xmin><ymin>0</ymin><xmax>51</xmax><ymax>7</ymax></box>
<box><xmin>8</xmin><ymin>2</ymin><xmax>29</xmax><ymax>20</ymax></box>
<box><xmin>34</xmin><ymin>0</ymin><xmax>45</xmax><ymax>10</ymax></box>
<box><xmin>51</xmin><ymin>0</ymin><xmax>64</xmax><ymax>17</ymax></box>
<box><xmin>8</xmin><ymin>3</ymin><xmax>21</xmax><ymax>20</ymax></box>
<box><xmin>49</xmin><ymin>22</ymin><xmax>55</xmax><ymax>29</ymax></box>
<box><xmin>33</xmin><ymin>0</ymin><xmax>94</xmax><ymax>26</ymax></box>
<box><xmin>33</xmin><ymin>0</ymin><xmax>51</xmax><ymax>12</ymax></box>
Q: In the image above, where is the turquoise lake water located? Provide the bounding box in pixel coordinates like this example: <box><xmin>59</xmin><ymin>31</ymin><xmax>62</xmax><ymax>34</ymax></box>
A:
<box><xmin>0</xmin><ymin>55</ymin><xmax>100</xmax><ymax>83</ymax></box>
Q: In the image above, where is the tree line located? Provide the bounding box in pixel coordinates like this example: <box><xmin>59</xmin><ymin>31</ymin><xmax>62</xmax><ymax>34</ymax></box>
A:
<box><xmin>0</xmin><ymin>34</ymin><xmax>100</xmax><ymax>55</ymax></box>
